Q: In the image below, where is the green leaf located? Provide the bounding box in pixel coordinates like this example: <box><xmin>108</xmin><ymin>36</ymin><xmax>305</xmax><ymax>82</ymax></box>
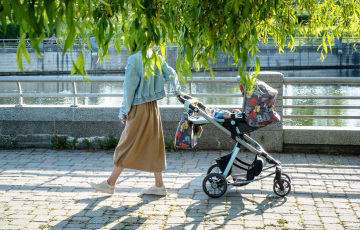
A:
<box><xmin>115</xmin><ymin>38</ymin><xmax>121</xmax><ymax>53</ymax></box>
<box><xmin>178</xmin><ymin>71</ymin><xmax>185</xmax><ymax>84</ymax></box>
<box><xmin>87</xmin><ymin>38</ymin><xmax>92</xmax><ymax>51</ymax></box>
<box><xmin>243</xmin><ymin>0</ymin><xmax>251</xmax><ymax>18</ymax></box>
<box><xmin>136</xmin><ymin>0</ymin><xmax>146</xmax><ymax>9</ymax></box>
<box><xmin>322</xmin><ymin>35</ymin><xmax>328</xmax><ymax>53</ymax></box>
<box><xmin>209</xmin><ymin>68</ymin><xmax>214</xmax><ymax>78</ymax></box>
<box><xmin>155</xmin><ymin>53</ymin><xmax>162</xmax><ymax>73</ymax></box>
<box><xmin>23</xmin><ymin>44</ymin><xmax>31</xmax><ymax>64</ymax></box>
<box><xmin>2</xmin><ymin>0</ymin><xmax>10</xmax><ymax>17</ymax></box>
<box><xmin>176</xmin><ymin>56</ymin><xmax>181</xmax><ymax>72</ymax></box>
<box><xmin>239</xmin><ymin>71</ymin><xmax>247</xmax><ymax>87</ymax></box>
<box><xmin>105</xmin><ymin>21</ymin><xmax>114</xmax><ymax>46</ymax></box>
<box><xmin>161</xmin><ymin>44</ymin><xmax>166</xmax><ymax>60</ymax></box>
<box><xmin>255</xmin><ymin>57</ymin><xmax>260</xmax><ymax>76</ymax></box>
<box><xmin>186</xmin><ymin>44</ymin><xmax>193</xmax><ymax>63</ymax></box>
<box><xmin>0</xmin><ymin>13</ymin><xmax>6</xmax><ymax>35</ymax></box>
<box><xmin>327</xmin><ymin>34</ymin><xmax>332</xmax><ymax>53</ymax></box>
<box><xmin>71</xmin><ymin>52</ymin><xmax>84</xmax><ymax>75</ymax></box>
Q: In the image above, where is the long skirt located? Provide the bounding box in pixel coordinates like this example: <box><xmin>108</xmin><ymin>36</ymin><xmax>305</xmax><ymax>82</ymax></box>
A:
<box><xmin>113</xmin><ymin>100</ymin><xmax>166</xmax><ymax>172</ymax></box>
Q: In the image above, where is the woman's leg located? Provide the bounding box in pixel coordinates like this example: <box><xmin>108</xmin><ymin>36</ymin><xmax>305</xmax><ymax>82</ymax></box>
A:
<box><xmin>154</xmin><ymin>171</ymin><xmax>164</xmax><ymax>187</ymax></box>
<box><xmin>89</xmin><ymin>166</ymin><xmax>123</xmax><ymax>194</ymax></box>
<box><xmin>107</xmin><ymin>166</ymin><xmax>124</xmax><ymax>186</ymax></box>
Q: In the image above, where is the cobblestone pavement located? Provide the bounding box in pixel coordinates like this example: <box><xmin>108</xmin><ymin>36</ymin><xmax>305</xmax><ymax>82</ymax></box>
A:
<box><xmin>0</xmin><ymin>149</ymin><xmax>360</xmax><ymax>230</ymax></box>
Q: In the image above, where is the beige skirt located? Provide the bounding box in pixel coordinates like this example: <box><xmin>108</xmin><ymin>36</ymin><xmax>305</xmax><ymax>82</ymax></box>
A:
<box><xmin>113</xmin><ymin>100</ymin><xmax>166</xmax><ymax>172</ymax></box>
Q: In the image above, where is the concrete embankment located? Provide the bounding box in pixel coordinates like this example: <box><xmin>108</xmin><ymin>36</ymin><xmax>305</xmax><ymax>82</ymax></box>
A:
<box><xmin>0</xmin><ymin>41</ymin><xmax>359</xmax><ymax>75</ymax></box>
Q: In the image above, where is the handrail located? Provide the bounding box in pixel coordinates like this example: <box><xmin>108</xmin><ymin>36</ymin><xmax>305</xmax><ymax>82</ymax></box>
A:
<box><xmin>2</xmin><ymin>76</ymin><xmax>360</xmax><ymax>84</ymax></box>
<box><xmin>1</xmin><ymin>37</ymin><xmax>358</xmax><ymax>50</ymax></box>
<box><xmin>284</xmin><ymin>77</ymin><xmax>360</xmax><ymax>84</ymax></box>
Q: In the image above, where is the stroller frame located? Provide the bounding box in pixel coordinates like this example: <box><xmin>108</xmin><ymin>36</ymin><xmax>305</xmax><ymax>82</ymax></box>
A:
<box><xmin>177</xmin><ymin>93</ymin><xmax>291</xmax><ymax>197</ymax></box>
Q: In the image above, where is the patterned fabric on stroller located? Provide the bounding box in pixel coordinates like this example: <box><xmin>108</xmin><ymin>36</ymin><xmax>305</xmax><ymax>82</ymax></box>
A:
<box><xmin>238</xmin><ymin>77</ymin><xmax>281</xmax><ymax>127</ymax></box>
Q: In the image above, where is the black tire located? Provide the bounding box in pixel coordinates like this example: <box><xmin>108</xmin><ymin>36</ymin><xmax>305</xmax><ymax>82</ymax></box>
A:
<box><xmin>207</xmin><ymin>164</ymin><xmax>221</xmax><ymax>175</ymax></box>
<box><xmin>273</xmin><ymin>173</ymin><xmax>291</xmax><ymax>184</ymax></box>
<box><xmin>273</xmin><ymin>179</ymin><xmax>291</xmax><ymax>197</ymax></box>
<box><xmin>202</xmin><ymin>173</ymin><xmax>228</xmax><ymax>198</ymax></box>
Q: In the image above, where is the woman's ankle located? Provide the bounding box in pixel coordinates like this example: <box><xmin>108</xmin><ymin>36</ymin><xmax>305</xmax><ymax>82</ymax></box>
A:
<box><xmin>107</xmin><ymin>179</ymin><xmax>115</xmax><ymax>186</ymax></box>
<box><xmin>155</xmin><ymin>182</ymin><xmax>164</xmax><ymax>187</ymax></box>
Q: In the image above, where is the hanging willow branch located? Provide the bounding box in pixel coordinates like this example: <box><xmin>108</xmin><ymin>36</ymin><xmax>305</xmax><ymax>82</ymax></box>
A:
<box><xmin>0</xmin><ymin>0</ymin><xmax>359</xmax><ymax>90</ymax></box>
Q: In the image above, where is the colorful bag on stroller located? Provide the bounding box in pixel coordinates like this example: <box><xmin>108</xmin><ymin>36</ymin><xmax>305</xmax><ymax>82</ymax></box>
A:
<box><xmin>175</xmin><ymin>111</ymin><xmax>203</xmax><ymax>148</ymax></box>
<box><xmin>239</xmin><ymin>78</ymin><xmax>281</xmax><ymax>127</ymax></box>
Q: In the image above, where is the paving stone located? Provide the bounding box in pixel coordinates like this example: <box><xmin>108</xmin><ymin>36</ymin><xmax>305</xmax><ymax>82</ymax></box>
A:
<box><xmin>7</xmin><ymin>218</ymin><xmax>32</xmax><ymax>226</ymax></box>
<box><xmin>1</xmin><ymin>150</ymin><xmax>360</xmax><ymax>230</ymax></box>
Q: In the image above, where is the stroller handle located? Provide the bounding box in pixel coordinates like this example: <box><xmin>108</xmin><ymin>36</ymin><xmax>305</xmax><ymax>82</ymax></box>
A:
<box><xmin>177</xmin><ymin>93</ymin><xmax>207</xmax><ymax>111</ymax></box>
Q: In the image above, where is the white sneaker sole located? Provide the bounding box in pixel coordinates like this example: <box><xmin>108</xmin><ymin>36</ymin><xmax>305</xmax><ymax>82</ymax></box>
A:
<box><xmin>142</xmin><ymin>188</ymin><xmax>167</xmax><ymax>196</ymax></box>
<box><xmin>89</xmin><ymin>182</ymin><xmax>115</xmax><ymax>194</ymax></box>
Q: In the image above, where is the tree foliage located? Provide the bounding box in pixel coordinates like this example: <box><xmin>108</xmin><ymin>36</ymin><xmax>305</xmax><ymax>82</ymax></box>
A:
<box><xmin>0</xmin><ymin>0</ymin><xmax>359</xmax><ymax>89</ymax></box>
<box><xmin>0</xmin><ymin>23</ymin><xmax>20</xmax><ymax>39</ymax></box>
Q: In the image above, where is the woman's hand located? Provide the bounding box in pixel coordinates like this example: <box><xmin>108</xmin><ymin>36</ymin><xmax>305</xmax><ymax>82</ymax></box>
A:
<box><xmin>119</xmin><ymin>118</ymin><xmax>127</xmax><ymax>124</ymax></box>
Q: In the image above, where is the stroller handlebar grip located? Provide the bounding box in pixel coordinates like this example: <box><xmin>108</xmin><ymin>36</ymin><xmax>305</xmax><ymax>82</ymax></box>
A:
<box><xmin>177</xmin><ymin>94</ymin><xmax>207</xmax><ymax>111</ymax></box>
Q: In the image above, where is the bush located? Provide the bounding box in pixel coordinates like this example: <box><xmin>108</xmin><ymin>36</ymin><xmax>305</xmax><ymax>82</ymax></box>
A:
<box><xmin>98</xmin><ymin>136</ymin><xmax>119</xmax><ymax>150</ymax></box>
<box><xmin>0</xmin><ymin>24</ymin><xmax>20</xmax><ymax>39</ymax></box>
<box><xmin>165</xmin><ymin>140</ymin><xmax>176</xmax><ymax>153</ymax></box>
<box><xmin>51</xmin><ymin>135</ymin><xmax>77</xmax><ymax>149</ymax></box>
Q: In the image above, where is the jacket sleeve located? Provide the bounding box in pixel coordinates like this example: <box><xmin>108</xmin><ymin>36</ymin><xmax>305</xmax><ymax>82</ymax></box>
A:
<box><xmin>119</xmin><ymin>58</ymin><xmax>140</xmax><ymax>120</ymax></box>
<box><xmin>161</xmin><ymin>57</ymin><xmax>181</xmax><ymax>95</ymax></box>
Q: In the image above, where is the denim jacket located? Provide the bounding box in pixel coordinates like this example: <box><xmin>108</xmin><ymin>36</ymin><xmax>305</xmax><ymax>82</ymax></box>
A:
<box><xmin>119</xmin><ymin>52</ymin><xmax>181</xmax><ymax>120</ymax></box>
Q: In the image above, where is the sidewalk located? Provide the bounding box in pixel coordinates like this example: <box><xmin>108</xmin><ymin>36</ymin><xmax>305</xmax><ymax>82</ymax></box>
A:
<box><xmin>0</xmin><ymin>149</ymin><xmax>359</xmax><ymax>230</ymax></box>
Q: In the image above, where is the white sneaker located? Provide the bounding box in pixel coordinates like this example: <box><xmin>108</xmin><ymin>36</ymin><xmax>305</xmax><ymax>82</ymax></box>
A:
<box><xmin>89</xmin><ymin>180</ymin><xmax>115</xmax><ymax>194</ymax></box>
<box><xmin>142</xmin><ymin>185</ymin><xmax>167</xmax><ymax>196</ymax></box>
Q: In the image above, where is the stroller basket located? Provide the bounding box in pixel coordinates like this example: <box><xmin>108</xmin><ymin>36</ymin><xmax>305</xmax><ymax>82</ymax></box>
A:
<box><xmin>216</xmin><ymin>153</ymin><xmax>263</xmax><ymax>183</ymax></box>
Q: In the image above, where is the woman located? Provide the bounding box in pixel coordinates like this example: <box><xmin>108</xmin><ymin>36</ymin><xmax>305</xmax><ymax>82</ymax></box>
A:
<box><xmin>90</xmin><ymin>45</ymin><xmax>181</xmax><ymax>195</ymax></box>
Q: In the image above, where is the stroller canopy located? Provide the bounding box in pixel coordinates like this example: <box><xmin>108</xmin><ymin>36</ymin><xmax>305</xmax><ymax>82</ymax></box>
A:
<box><xmin>238</xmin><ymin>77</ymin><xmax>281</xmax><ymax>127</ymax></box>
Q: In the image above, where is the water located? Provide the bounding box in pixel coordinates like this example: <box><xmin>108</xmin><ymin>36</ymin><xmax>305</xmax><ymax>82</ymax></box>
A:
<box><xmin>1</xmin><ymin>69</ymin><xmax>359</xmax><ymax>127</ymax></box>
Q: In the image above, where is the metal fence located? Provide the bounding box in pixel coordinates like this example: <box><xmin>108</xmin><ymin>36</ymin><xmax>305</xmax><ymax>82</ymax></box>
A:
<box><xmin>259</xmin><ymin>37</ymin><xmax>358</xmax><ymax>47</ymax></box>
<box><xmin>0</xmin><ymin>76</ymin><xmax>359</xmax><ymax>120</ymax></box>
<box><xmin>0</xmin><ymin>38</ymin><xmax>84</xmax><ymax>50</ymax></box>
<box><xmin>1</xmin><ymin>37</ymin><xmax>359</xmax><ymax>51</ymax></box>
<box><xmin>282</xmin><ymin>77</ymin><xmax>360</xmax><ymax>119</ymax></box>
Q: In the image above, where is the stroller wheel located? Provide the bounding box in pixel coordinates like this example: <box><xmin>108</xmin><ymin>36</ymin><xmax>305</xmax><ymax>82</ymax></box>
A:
<box><xmin>273</xmin><ymin>173</ymin><xmax>291</xmax><ymax>184</ymax></box>
<box><xmin>207</xmin><ymin>164</ymin><xmax>221</xmax><ymax>175</ymax></box>
<box><xmin>273</xmin><ymin>179</ymin><xmax>291</xmax><ymax>197</ymax></box>
<box><xmin>202</xmin><ymin>173</ymin><xmax>228</xmax><ymax>198</ymax></box>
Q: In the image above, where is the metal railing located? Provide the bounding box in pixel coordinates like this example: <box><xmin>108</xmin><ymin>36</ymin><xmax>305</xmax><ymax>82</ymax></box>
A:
<box><xmin>0</xmin><ymin>76</ymin><xmax>243</xmax><ymax>107</ymax></box>
<box><xmin>0</xmin><ymin>38</ymin><xmax>84</xmax><ymax>50</ymax></box>
<box><xmin>0</xmin><ymin>76</ymin><xmax>359</xmax><ymax>119</ymax></box>
<box><xmin>282</xmin><ymin>77</ymin><xmax>360</xmax><ymax>119</ymax></box>
<box><xmin>1</xmin><ymin>37</ymin><xmax>358</xmax><ymax>51</ymax></box>
<box><xmin>259</xmin><ymin>37</ymin><xmax>359</xmax><ymax>47</ymax></box>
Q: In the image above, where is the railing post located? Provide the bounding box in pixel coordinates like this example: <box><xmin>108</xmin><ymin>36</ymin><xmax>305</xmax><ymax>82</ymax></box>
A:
<box><xmin>189</xmin><ymin>82</ymin><xmax>192</xmax><ymax>96</ymax></box>
<box><xmin>70</xmin><ymin>82</ymin><xmax>78</xmax><ymax>107</ymax></box>
<box><xmin>15</xmin><ymin>82</ymin><xmax>24</xmax><ymax>107</ymax></box>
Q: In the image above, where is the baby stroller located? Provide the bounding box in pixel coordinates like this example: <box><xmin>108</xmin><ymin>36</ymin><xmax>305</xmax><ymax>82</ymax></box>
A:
<box><xmin>176</xmin><ymin>78</ymin><xmax>291</xmax><ymax>198</ymax></box>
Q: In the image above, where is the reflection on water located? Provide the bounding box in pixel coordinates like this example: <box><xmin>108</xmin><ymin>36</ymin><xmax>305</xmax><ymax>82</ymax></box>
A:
<box><xmin>1</xmin><ymin>69</ymin><xmax>359</xmax><ymax>127</ymax></box>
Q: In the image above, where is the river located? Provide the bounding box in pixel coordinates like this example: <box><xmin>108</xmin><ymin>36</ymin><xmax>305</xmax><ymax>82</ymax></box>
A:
<box><xmin>1</xmin><ymin>69</ymin><xmax>359</xmax><ymax>127</ymax></box>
